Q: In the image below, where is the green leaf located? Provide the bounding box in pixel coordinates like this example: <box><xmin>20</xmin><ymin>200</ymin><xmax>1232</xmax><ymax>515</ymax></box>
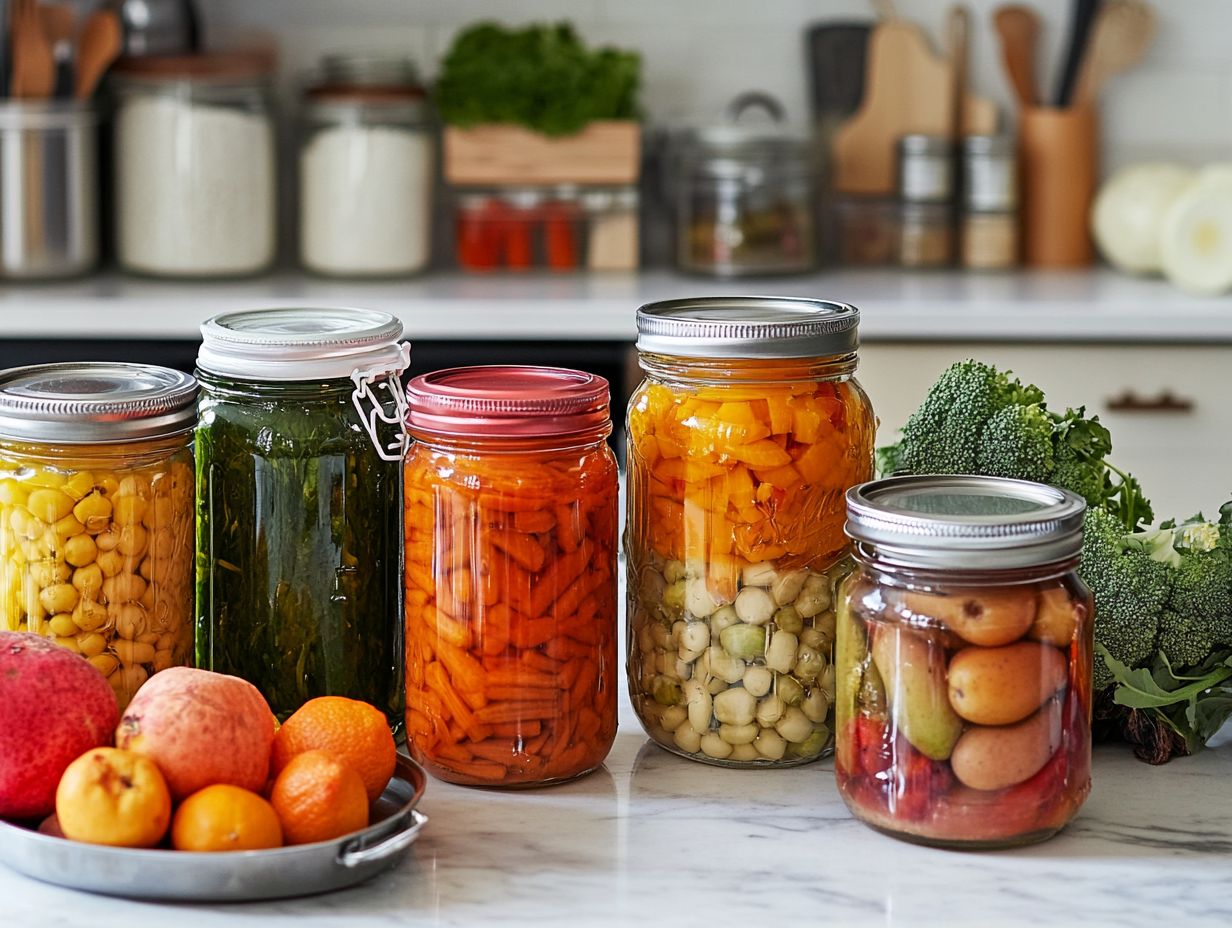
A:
<box><xmin>1099</xmin><ymin>643</ymin><xmax>1232</xmax><ymax>709</ymax></box>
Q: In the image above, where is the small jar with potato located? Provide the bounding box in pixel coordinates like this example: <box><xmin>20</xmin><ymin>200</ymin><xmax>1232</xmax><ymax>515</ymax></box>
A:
<box><xmin>0</xmin><ymin>363</ymin><xmax>198</xmax><ymax>710</ymax></box>
<box><xmin>836</xmin><ymin>475</ymin><xmax>1093</xmax><ymax>848</ymax></box>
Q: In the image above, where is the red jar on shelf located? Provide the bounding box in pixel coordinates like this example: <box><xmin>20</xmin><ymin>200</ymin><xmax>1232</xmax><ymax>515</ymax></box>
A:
<box><xmin>402</xmin><ymin>366</ymin><xmax>619</xmax><ymax>787</ymax></box>
<box><xmin>836</xmin><ymin>475</ymin><xmax>1093</xmax><ymax>848</ymax></box>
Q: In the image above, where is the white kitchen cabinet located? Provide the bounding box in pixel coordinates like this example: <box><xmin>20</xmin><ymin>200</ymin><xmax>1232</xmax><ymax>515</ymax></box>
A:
<box><xmin>857</xmin><ymin>343</ymin><xmax>1232</xmax><ymax>522</ymax></box>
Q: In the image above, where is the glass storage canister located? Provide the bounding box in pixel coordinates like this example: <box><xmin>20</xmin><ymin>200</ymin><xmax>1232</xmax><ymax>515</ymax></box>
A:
<box><xmin>0</xmin><ymin>363</ymin><xmax>198</xmax><ymax>709</ymax></box>
<box><xmin>195</xmin><ymin>308</ymin><xmax>410</xmax><ymax>729</ymax></box>
<box><xmin>896</xmin><ymin>134</ymin><xmax>954</xmax><ymax>269</ymax></box>
<box><xmin>112</xmin><ymin>53</ymin><xmax>277</xmax><ymax>278</ymax></box>
<box><xmin>836</xmin><ymin>475</ymin><xmax>1093</xmax><ymax>848</ymax></box>
<box><xmin>627</xmin><ymin>297</ymin><xmax>876</xmax><ymax>766</ymax></box>
<box><xmin>299</xmin><ymin>54</ymin><xmax>435</xmax><ymax>278</ymax></box>
<box><xmin>961</xmin><ymin>135</ymin><xmax>1019</xmax><ymax>270</ymax></box>
<box><xmin>675</xmin><ymin>94</ymin><xmax>816</xmax><ymax>276</ymax></box>
<box><xmin>403</xmin><ymin>366</ymin><xmax>619</xmax><ymax>787</ymax></box>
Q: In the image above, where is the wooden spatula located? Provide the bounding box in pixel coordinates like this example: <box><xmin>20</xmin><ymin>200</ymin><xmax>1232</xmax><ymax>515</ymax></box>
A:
<box><xmin>1072</xmin><ymin>0</ymin><xmax>1156</xmax><ymax>107</ymax></box>
<box><xmin>993</xmin><ymin>5</ymin><xmax>1042</xmax><ymax>106</ymax></box>
<box><xmin>74</xmin><ymin>9</ymin><xmax>122</xmax><ymax>100</ymax></box>
<box><xmin>10</xmin><ymin>0</ymin><xmax>56</xmax><ymax>99</ymax></box>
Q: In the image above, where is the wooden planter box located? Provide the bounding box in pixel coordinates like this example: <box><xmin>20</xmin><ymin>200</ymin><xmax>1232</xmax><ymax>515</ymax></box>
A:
<box><xmin>444</xmin><ymin>120</ymin><xmax>640</xmax><ymax>187</ymax></box>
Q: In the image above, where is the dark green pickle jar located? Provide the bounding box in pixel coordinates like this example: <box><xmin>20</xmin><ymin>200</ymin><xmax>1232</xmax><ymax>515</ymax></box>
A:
<box><xmin>194</xmin><ymin>308</ymin><xmax>410</xmax><ymax>731</ymax></box>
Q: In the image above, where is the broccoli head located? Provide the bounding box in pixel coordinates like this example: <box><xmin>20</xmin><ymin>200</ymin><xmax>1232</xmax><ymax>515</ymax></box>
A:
<box><xmin>1079</xmin><ymin>508</ymin><xmax>1173</xmax><ymax>689</ymax></box>
<box><xmin>1156</xmin><ymin>543</ymin><xmax>1232</xmax><ymax>667</ymax></box>
<box><xmin>975</xmin><ymin>403</ymin><xmax>1055</xmax><ymax>483</ymax></box>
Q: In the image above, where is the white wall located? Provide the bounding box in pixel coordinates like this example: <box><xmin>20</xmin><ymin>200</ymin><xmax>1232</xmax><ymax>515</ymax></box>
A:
<box><xmin>208</xmin><ymin>0</ymin><xmax>1232</xmax><ymax>173</ymax></box>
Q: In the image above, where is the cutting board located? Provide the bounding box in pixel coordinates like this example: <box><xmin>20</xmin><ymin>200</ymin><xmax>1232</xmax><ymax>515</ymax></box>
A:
<box><xmin>831</xmin><ymin>19</ymin><xmax>998</xmax><ymax>195</ymax></box>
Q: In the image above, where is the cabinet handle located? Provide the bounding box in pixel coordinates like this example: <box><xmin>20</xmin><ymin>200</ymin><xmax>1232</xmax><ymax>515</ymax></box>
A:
<box><xmin>1105</xmin><ymin>390</ymin><xmax>1194</xmax><ymax>413</ymax></box>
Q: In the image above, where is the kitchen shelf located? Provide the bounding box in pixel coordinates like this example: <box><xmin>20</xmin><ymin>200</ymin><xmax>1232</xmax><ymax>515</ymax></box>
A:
<box><xmin>1</xmin><ymin>267</ymin><xmax>1230</xmax><ymax>343</ymax></box>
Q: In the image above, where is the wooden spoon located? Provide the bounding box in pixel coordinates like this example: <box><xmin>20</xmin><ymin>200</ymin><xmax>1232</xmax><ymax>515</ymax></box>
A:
<box><xmin>39</xmin><ymin>3</ymin><xmax>76</xmax><ymax>98</ymax></box>
<box><xmin>74</xmin><ymin>9</ymin><xmax>123</xmax><ymax>100</ymax></box>
<box><xmin>992</xmin><ymin>5</ymin><xmax>1041</xmax><ymax>107</ymax></box>
<box><xmin>1072</xmin><ymin>0</ymin><xmax>1156</xmax><ymax>107</ymax></box>
<box><xmin>10</xmin><ymin>0</ymin><xmax>57</xmax><ymax>99</ymax></box>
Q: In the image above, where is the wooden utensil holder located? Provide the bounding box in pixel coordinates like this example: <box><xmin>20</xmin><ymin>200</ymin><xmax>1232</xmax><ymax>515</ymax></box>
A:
<box><xmin>1019</xmin><ymin>106</ymin><xmax>1098</xmax><ymax>267</ymax></box>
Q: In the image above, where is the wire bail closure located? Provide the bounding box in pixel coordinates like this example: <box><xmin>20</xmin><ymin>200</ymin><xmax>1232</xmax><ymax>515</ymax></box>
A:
<box><xmin>350</xmin><ymin>342</ymin><xmax>411</xmax><ymax>462</ymax></box>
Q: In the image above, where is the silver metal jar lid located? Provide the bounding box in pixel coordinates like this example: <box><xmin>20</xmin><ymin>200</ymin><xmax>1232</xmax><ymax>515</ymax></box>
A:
<box><xmin>845</xmin><ymin>474</ymin><xmax>1087</xmax><ymax>570</ymax></box>
<box><xmin>0</xmin><ymin>362</ymin><xmax>197</xmax><ymax>444</ymax></box>
<box><xmin>198</xmin><ymin>307</ymin><xmax>409</xmax><ymax>382</ymax></box>
<box><xmin>636</xmin><ymin>297</ymin><xmax>859</xmax><ymax>359</ymax></box>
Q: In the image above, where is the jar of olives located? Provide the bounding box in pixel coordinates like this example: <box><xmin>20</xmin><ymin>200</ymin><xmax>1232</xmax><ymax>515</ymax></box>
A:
<box><xmin>837</xmin><ymin>475</ymin><xmax>1093</xmax><ymax>848</ymax></box>
<box><xmin>0</xmin><ymin>363</ymin><xmax>198</xmax><ymax>709</ymax></box>
<box><xmin>626</xmin><ymin>297</ymin><xmax>876</xmax><ymax>766</ymax></box>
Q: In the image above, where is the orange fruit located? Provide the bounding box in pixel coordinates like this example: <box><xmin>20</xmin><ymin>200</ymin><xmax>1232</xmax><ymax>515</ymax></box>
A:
<box><xmin>271</xmin><ymin>697</ymin><xmax>396</xmax><ymax>803</ymax></box>
<box><xmin>171</xmin><ymin>784</ymin><xmax>283</xmax><ymax>852</ymax></box>
<box><xmin>55</xmin><ymin>747</ymin><xmax>171</xmax><ymax>848</ymax></box>
<box><xmin>269</xmin><ymin>750</ymin><xmax>368</xmax><ymax>845</ymax></box>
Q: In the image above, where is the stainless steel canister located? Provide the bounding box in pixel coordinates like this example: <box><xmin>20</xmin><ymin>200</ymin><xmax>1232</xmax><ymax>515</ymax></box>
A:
<box><xmin>0</xmin><ymin>102</ymin><xmax>98</xmax><ymax>279</ymax></box>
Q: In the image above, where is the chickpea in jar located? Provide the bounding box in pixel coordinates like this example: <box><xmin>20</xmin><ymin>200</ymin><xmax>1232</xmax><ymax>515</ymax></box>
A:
<box><xmin>0</xmin><ymin>364</ymin><xmax>198</xmax><ymax>709</ymax></box>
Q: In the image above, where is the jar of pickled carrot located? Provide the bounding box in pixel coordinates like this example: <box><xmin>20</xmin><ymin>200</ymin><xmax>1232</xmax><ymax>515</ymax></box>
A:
<box><xmin>627</xmin><ymin>297</ymin><xmax>875</xmax><ymax>766</ymax></box>
<box><xmin>403</xmin><ymin>366</ymin><xmax>619</xmax><ymax>787</ymax></box>
<box><xmin>836</xmin><ymin>476</ymin><xmax>1093</xmax><ymax>848</ymax></box>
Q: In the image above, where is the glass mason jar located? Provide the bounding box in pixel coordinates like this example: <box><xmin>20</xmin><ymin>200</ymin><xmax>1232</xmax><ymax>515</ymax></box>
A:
<box><xmin>111</xmin><ymin>53</ymin><xmax>277</xmax><ymax>278</ymax></box>
<box><xmin>403</xmin><ymin>366</ymin><xmax>619</xmax><ymax>787</ymax></box>
<box><xmin>0</xmin><ymin>363</ymin><xmax>198</xmax><ymax>709</ymax></box>
<box><xmin>627</xmin><ymin>297</ymin><xmax>876</xmax><ymax>766</ymax></box>
<box><xmin>194</xmin><ymin>308</ymin><xmax>410</xmax><ymax>729</ymax></box>
<box><xmin>298</xmin><ymin>54</ymin><xmax>435</xmax><ymax>278</ymax></box>
<box><xmin>836</xmin><ymin>475</ymin><xmax>1093</xmax><ymax>848</ymax></box>
<box><xmin>674</xmin><ymin>94</ymin><xmax>815</xmax><ymax>277</ymax></box>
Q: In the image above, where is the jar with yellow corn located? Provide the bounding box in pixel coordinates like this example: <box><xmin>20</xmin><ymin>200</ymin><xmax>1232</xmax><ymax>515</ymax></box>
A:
<box><xmin>626</xmin><ymin>297</ymin><xmax>875</xmax><ymax>766</ymax></box>
<box><xmin>0</xmin><ymin>363</ymin><xmax>197</xmax><ymax>709</ymax></box>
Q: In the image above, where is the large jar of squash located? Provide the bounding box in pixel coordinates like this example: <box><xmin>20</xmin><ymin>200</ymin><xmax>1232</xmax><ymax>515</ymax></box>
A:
<box><xmin>0</xmin><ymin>363</ymin><xmax>198</xmax><ymax>709</ymax></box>
<box><xmin>627</xmin><ymin>297</ymin><xmax>875</xmax><ymax>766</ymax></box>
<box><xmin>403</xmin><ymin>366</ymin><xmax>619</xmax><ymax>787</ymax></box>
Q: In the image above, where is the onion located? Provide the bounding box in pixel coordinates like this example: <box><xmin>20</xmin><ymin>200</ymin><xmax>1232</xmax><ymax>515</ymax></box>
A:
<box><xmin>1091</xmin><ymin>163</ymin><xmax>1194</xmax><ymax>274</ymax></box>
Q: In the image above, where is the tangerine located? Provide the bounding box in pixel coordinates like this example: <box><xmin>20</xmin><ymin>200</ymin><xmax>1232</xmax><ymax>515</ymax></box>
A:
<box><xmin>172</xmin><ymin>784</ymin><xmax>283</xmax><ymax>852</ymax></box>
<box><xmin>271</xmin><ymin>697</ymin><xmax>396</xmax><ymax>803</ymax></box>
<box><xmin>269</xmin><ymin>750</ymin><xmax>368</xmax><ymax>845</ymax></box>
<box><xmin>55</xmin><ymin>747</ymin><xmax>171</xmax><ymax>848</ymax></box>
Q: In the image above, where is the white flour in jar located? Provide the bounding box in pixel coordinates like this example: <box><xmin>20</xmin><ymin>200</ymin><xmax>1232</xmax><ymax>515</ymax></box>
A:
<box><xmin>115</xmin><ymin>95</ymin><xmax>276</xmax><ymax>276</ymax></box>
<box><xmin>299</xmin><ymin>124</ymin><xmax>433</xmax><ymax>276</ymax></box>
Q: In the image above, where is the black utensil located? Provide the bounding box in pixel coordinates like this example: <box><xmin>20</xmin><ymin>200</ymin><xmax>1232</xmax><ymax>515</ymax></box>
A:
<box><xmin>805</xmin><ymin>22</ymin><xmax>872</xmax><ymax>124</ymax></box>
<box><xmin>1055</xmin><ymin>0</ymin><xmax>1102</xmax><ymax>106</ymax></box>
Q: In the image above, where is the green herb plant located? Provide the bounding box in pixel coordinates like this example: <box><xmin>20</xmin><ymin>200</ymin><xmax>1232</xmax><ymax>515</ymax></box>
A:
<box><xmin>436</xmin><ymin>22</ymin><xmax>640</xmax><ymax>136</ymax></box>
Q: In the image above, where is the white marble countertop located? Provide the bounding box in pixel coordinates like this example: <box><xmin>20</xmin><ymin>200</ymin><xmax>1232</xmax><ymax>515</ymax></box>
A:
<box><xmin>2</xmin><ymin>268</ymin><xmax>1230</xmax><ymax>343</ymax></box>
<box><xmin>4</xmin><ymin>712</ymin><xmax>1231</xmax><ymax>926</ymax></box>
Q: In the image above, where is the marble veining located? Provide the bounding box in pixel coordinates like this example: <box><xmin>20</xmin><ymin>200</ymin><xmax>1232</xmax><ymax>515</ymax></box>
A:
<box><xmin>4</xmin><ymin>716</ymin><xmax>1231</xmax><ymax>928</ymax></box>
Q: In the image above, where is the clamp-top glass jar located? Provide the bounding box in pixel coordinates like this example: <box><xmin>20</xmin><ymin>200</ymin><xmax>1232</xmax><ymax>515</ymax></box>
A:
<box><xmin>626</xmin><ymin>297</ymin><xmax>875</xmax><ymax>766</ymax></box>
<box><xmin>836</xmin><ymin>476</ymin><xmax>1093</xmax><ymax>848</ymax></box>
<box><xmin>194</xmin><ymin>308</ymin><xmax>410</xmax><ymax>729</ymax></box>
<box><xmin>298</xmin><ymin>54</ymin><xmax>435</xmax><ymax>277</ymax></box>
<box><xmin>0</xmin><ymin>363</ymin><xmax>198</xmax><ymax>708</ymax></box>
<box><xmin>403</xmin><ymin>366</ymin><xmax>619</xmax><ymax>787</ymax></box>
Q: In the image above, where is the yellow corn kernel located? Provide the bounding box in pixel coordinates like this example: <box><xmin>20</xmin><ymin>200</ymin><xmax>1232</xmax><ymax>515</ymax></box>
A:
<box><xmin>62</xmin><ymin>471</ymin><xmax>96</xmax><ymax>501</ymax></box>
<box><xmin>112</xmin><ymin>603</ymin><xmax>147</xmax><ymax>640</ymax></box>
<box><xmin>26</xmin><ymin>488</ymin><xmax>75</xmax><ymax>523</ymax></box>
<box><xmin>53</xmin><ymin>635</ymin><xmax>81</xmax><ymax>654</ymax></box>
<box><xmin>96</xmin><ymin>549</ymin><xmax>123</xmax><ymax>578</ymax></box>
<box><xmin>72</xmin><ymin>562</ymin><xmax>103</xmax><ymax>599</ymax></box>
<box><xmin>116</xmin><ymin>524</ymin><xmax>148</xmax><ymax>559</ymax></box>
<box><xmin>88</xmin><ymin>653</ymin><xmax>119</xmax><ymax>676</ymax></box>
<box><xmin>63</xmin><ymin>533</ymin><xmax>97</xmax><ymax>568</ymax></box>
<box><xmin>112</xmin><ymin>495</ymin><xmax>148</xmax><ymax>526</ymax></box>
<box><xmin>153</xmin><ymin>649</ymin><xmax>175</xmax><ymax>672</ymax></box>
<box><xmin>113</xmin><ymin>640</ymin><xmax>155</xmax><ymax>665</ymax></box>
<box><xmin>53</xmin><ymin>514</ymin><xmax>85</xmax><ymax>539</ymax></box>
<box><xmin>29</xmin><ymin>559</ymin><xmax>70</xmax><ymax>588</ymax></box>
<box><xmin>116</xmin><ymin>475</ymin><xmax>150</xmax><ymax>499</ymax></box>
<box><xmin>137</xmin><ymin>630</ymin><xmax>160</xmax><ymax>645</ymax></box>
<box><xmin>73</xmin><ymin>492</ymin><xmax>112</xmax><ymax>533</ymax></box>
<box><xmin>142</xmin><ymin>495</ymin><xmax>174</xmax><ymax>529</ymax></box>
<box><xmin>48</xmin><ymin>613</ymin><xmax>78</xmax><ymax>637</ymax></box>
<box><xmin>102</xmin><ymin>572</ymin><xmax>146</xmax><ymax>604</ymax></box>
<box><xmin>25</xmin><ymin>470</ymin><xmax>66</xmax><ymax>490</ymax></box>
<box><xmin>0</xmin><ymin>479</ymin><xmax>29</xmax><ymax>506</ymax></box>
<box><xmin>96</xmin><ymin>474</ymin><xmax>120</xmax><ymax>497</ymax></box>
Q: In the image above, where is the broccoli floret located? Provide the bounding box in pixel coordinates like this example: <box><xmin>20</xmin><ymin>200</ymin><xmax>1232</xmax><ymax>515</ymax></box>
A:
<box><xmin>1051</xmin><ymin>441</ymin><xmax>1106</xmax><ymax>508</ymax></box>
<box><xmin>975</xmin><ymin>404</ymin><xmax>1055</xmax><ymax>483</ymax></box>
<box><xmin>1156</xmin><ymin>546</ymin><xmax>1232</xmax><ymax>666</ymax></box>
<box><xmin>1079</xmin><ymin>508</ymin><xmax>1173</xmax><ymax>689</ymax></box>
<box><xmin>894</xmin><ymin>361</ymin><xmax>1043</xmax><ymax>475</ymax></box>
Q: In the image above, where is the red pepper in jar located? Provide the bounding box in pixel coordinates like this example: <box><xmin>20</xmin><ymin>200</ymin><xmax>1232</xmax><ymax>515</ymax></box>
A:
<box><xmin>543</xmin><ymin>201</ymin><xmax>579</xmax><ymax>271</ymax></box>
<box><xmin>456</xmin><ymin>196</ymin><xmax>499</xmax><ymax>271</ymax></box>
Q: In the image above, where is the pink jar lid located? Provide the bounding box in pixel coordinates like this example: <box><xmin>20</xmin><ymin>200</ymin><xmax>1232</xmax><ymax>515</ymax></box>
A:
<box><xmin>405</xmin><ymin>366</ymin><xmax>611</xmax><ymax>440</ymax></box>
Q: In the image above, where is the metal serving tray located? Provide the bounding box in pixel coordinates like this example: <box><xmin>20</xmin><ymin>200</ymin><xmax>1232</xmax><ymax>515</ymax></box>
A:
<box><xmin>0</xmin><ymin>754</ymin><xmax>428</xmax><ymax>902</ymax></box>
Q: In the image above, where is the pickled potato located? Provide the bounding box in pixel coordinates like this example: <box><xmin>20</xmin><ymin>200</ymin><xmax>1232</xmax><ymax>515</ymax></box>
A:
<box><xmin>950</xmin><ymin>698</ymin><xmax>1064</xmax><ymax>791</ymax></box>
<box><xmin>947</xmin><ymin>641</ymin><xmax>1068</xmax><ymax>726</ymax></box>
<box><xmin>1029</xmin><ymin>586</ymin><xmax>1084</xmax><ymax>645</ymax></box>
<box><xmin>902</xmin><ymin>588</ymin><xmax>1036</xmax><ymax>646</ymax></box>
<box><xmin>0</xmin><ymin>456</ymin><xmax>193</xmax><ymax>709</ymax></box>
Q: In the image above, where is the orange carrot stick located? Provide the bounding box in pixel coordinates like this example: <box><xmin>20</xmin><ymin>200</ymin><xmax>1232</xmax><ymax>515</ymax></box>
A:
<box><xmin>513</xmin><ymin>508</ymin><xmax>556</xmax><ymax>533</ymax></box>
<box><xmin>489</xmin><ymin>529</ymin><xmax>547</xmax><ymax>572</ymax></box>
<box><xmin>485</xmin><ymin>668</ymin><xmax>564</xmax><ymax>689</ymax></box>
<box><xmin>425</xmin><ymin>662</ymin><xmax>490</xmax><ymax>741</ymax></box>
<box><xmin>435</xmin><ymin>639</ymin><xmax>487</xmax><ymax>710</ymax></box>
<box><xmin>529</xmin><ymin>540</ymin><xmax>595</xmax><ymax>617</ymax></box>
<box><xmin>474</xmin><ymin>701</ymin><xmax>561</xmax><ymax>724</ymax></box>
